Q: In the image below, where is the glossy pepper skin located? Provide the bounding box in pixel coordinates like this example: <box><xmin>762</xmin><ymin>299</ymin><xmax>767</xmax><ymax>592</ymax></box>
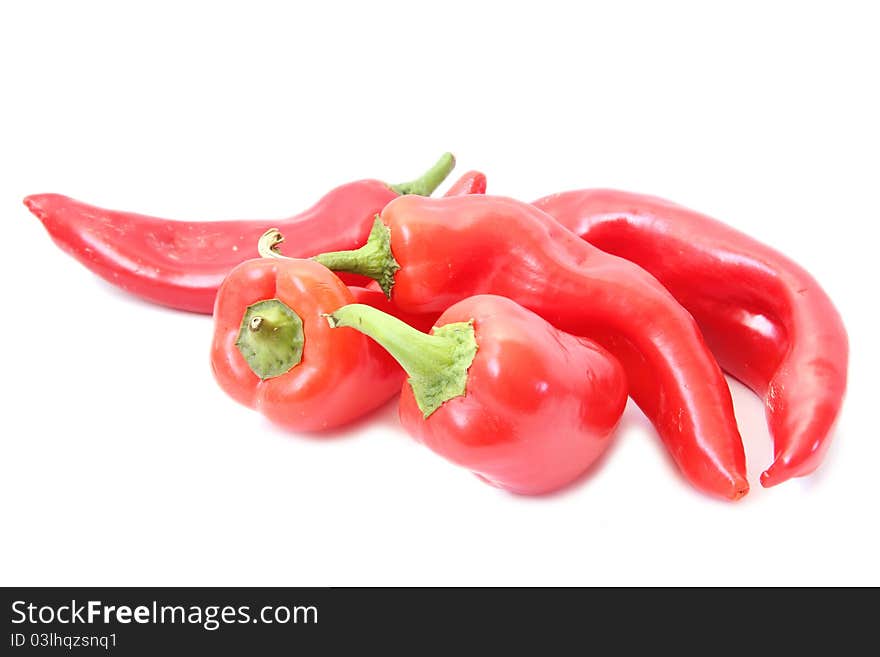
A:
<box><xmin>211</xmin><ymin>256</ymin><xmax>433</xmax><ymax>432</ymax></box>
<box><xmin>328</xmin><ymin>295</ymin><xmax>627</xmax><ymax>494</ymax></box>
<box><xmin>24</xmin><ymin>153</ymin><xmax>456</xmax><ymax>314</ymax></box>
<box><xmin>314</xmin><ymin>195</ymin><xmax>749</xmax><ymax>500</ymax></box>
<box><xmin>443</xmin><ymin>170</ymin><xmax>487</xmax><ymax>196</ymax></box>
<box><xmin>533</xmin><ymin>189</ymin><xmax>849</xmax><ymax>487</ymax></box>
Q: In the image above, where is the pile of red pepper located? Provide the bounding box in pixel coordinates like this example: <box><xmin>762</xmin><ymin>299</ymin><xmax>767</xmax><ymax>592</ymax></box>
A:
<box><xmin>25</xmin><ymin>153</ymin><xmax>848</xmax><ymax>500</ymax></box>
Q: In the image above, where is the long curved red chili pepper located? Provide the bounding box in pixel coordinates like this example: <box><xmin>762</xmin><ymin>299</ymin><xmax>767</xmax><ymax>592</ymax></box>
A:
<box><xmin>24</xmin><ymin>153</ymin><xmax>456</xmax><ymax>314</ymax></box>
<box><xmin>327</xmin><ymin>295</ymin><xmax>627</xmax><ymax>494</ymax></box>
<box><xmin>311</xmin><ymin>195</ymin><xmax>749</xmax><ymax>500</ymax></box>
<box><xmin>533</xmin><ymin>189</ymin><xmax>849</xmax><ymax>487</ymax></box>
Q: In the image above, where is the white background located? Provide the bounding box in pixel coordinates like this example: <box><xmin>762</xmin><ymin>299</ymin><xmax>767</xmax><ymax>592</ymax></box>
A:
<box><xmin>1</xmin><ymin>1</ymin><xmax>876</xmax><ymax>586</ymax></box>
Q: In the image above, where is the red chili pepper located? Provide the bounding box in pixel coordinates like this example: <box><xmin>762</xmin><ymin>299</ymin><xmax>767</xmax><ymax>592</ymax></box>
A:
<box><xmin>533</xmin><ymin>189</ymin><xmax>849</xmax><ymax>487</ymax></box>
<box><xmin>210</xmin><ymin>230</ymin><xmax>435</xmax><ymax>432</ymax></box>
<box><xmin>443</xmin><ymin>170</ymin><xmax>487</xmax><ymax>196</ymax></box>
<box><xmin>312</xmin><ymin>195</ymin><xmax>749</xmax><ymax>500</ymax></box>
<box><xmin>327</xmin><ymin>294</ymin><xmax>627</xmax><ymax>494</ymax></box>
<box><xmin>24</xmin><ymin>153</ymin><xmax>456</xmax><ymax>314</ymax></box>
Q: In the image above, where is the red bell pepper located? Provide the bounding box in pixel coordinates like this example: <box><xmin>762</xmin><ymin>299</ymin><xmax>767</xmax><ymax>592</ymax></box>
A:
<box><xmin>533</xmin><ymin>189</ymin><xmax>849</xmax><ymax>486</ymax></box>
<box><xmin>25</xmin><ymin>153</ymin><xmax>456</xmax><ymax>314</ymax></box>
<box><xmin>211</xmin><ymin>231</ymin><xmax>434</xmax><ymax>432</ymax></box>
<box><xmin>327</xmin><ymin>295</ymin><xmax>627</xmax><ymax>494</ymax></box>
<box><xmin>312</xmin><ymin>194</ymin><xmax>749</xmax><ymax>500</ymax></box>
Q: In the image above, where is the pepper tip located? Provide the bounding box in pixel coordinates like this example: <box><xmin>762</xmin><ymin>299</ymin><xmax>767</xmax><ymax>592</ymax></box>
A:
<box><xmin>759</xmin><ymin>467</ymin><xmax>783</xmax><ymax>488</ymax></box>
<box><xmin>728</xmin><ymin>476</ymin><xmax>750</xmax><ymax>501</ymax></box>
<box><xmin>23</xmin><ymin>194</ymin><xmax>45</xmax><ymax>218</ymax></box>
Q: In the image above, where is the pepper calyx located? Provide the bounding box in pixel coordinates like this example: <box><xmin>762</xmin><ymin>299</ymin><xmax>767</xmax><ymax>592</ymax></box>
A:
<box><xmin>313</xmin><ymin>216</ymin><xmax>400</xmax><ymax>298</ymax></box>
<box><xmin>236</xmin><ymin>299</ymin><xmax>304</xmax><ymax>379</ymax></box>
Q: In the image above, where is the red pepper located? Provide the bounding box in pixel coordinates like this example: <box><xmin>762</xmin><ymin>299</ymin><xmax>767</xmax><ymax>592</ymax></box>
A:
<box><xmin>24</xmin><ymin>153</ymin><xmax>456</xmax><ymax>314</ymax></box>
<box><xmin>327</xmin><ymin>295</ymin><xmax>627</xmax><ymax>494</ymax></box>
<box><xmin>443</xmin><ymin>170</ymin><xmax>487</xmax><ymax>196</ymax></box>
<box><xmin>312</xmin><ymin>195</ymin><xmax>749</xmax><ymax>500</ymax></box>
<box><xmin>211</xmin><ymin>230</ymin><xmax>435</xmax><ymax>432</ymax></box>
<box><xmin>347</xmin><ymin>170</ymin><xmax>488</xmax><ymax>300</ymax></box>
<box><xmin>533</xmin><ymin>189</ymin><xmax>849</xmax><ymax>487</ymax></box>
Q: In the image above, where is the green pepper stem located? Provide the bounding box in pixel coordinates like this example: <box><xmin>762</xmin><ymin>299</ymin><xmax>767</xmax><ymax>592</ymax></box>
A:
<box><xmin>389</xmin><ymin>152</ymin><xmax>456</xmax><ymax>196</ymax></box>
<box><xmin>326</xmin><ymin>304</ymin><xmax>477</xmax><ymax>418</ymax></box>
<box><xmin>313</xmin><ymin>216</ymin><xmax>399</xmax><ymax>297</ymax></box>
